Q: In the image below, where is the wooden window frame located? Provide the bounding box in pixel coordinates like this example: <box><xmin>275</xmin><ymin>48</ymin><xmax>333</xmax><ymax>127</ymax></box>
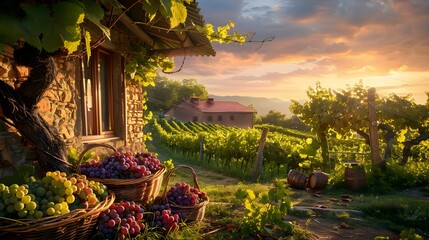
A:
<box><xmin>81</xmin><ymin>48</ymin><xmax>115</xmax><ymax>140</ymax></box>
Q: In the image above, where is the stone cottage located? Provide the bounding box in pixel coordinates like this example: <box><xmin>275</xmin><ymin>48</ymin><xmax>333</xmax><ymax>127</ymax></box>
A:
<box><xmin>164</xmin><ymin>97</ymin><xmax>256</xmax><ymax>128</ymax></box>
<box><xmin>0</xmin><ymin>1</ymin><xmax>215</xmax><ymax>176</ymax></box>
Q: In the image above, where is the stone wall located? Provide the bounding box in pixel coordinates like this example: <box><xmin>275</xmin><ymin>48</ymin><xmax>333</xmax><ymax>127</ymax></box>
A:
<box><xmin>0</xmin><ymin>52</ymin><xmax>149</xmax><ymax>177</ymax></box>
<box><xmin>0</xmin><ymin>48</ymin><xmax>79</xmax><ymax>177</ymax></box>
<box><xmin>126</xmin><ymin>84</ymin><xmax>146</xmax><ymax>151</ymax></box>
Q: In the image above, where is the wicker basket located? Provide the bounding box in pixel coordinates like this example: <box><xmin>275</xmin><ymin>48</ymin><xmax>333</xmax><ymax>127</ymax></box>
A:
<box><xmin>77</xmin><ymin>143</ymin><xmax>166</xmax><ymax>204</ymax></box>
<box><xmin>161</xmin><ymin>165</ymin><xmax>209</xmax><ymax>222</ymax></box>
<box><xmin>0</xmin><ymin>191</ymin><xmax>115</xmax><ymax>240</ymax></box>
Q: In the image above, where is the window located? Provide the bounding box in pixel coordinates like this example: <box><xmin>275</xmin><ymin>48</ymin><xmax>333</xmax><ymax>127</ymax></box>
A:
<box><xmin>217</xmin><ymin>115</ymin><xmax>223</xmax><ymax>121</ymax></box>
<box><xmin>230</xmin><ymin>115</ymin><xmax>234</xmax><ymax>121</ymax></box>
<box><xmin>207</xmin><ymin>115</ymin><xmax>213</xmax><ymax>121</ymax></box>
<box><xmin>81</xmin><ymin>48</ymin><xmax>115</xmax><ymax>138</ymax></box>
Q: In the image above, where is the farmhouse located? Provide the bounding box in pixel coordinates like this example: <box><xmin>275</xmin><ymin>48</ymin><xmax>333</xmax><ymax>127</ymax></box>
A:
<box><xmin>164</xmin><ymin>97</ymin><xmax>256</xmax><ymax>128</ymax></box>
<box><xmin>0</xmin><ymin>1</ymin><xmax>214</xmax><ymax>175</ymax></box>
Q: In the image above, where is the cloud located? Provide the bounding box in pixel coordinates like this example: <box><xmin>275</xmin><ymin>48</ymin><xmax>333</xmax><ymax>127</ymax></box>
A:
<box><xmin>164</xmin><ymin>0</ymin><xmax>429</xmax><ymax>104</ymax></box>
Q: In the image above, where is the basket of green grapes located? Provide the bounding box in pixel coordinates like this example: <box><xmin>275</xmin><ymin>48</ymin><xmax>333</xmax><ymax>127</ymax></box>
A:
<box><xmin>0</xmin><ymin>171</ymin><xmax>115</xmax><ymax>240</ymax></box>
<box><xmin>77</xmin><ymin>143</ymin><xmax>166</xmax><ymax>204</ymax></box>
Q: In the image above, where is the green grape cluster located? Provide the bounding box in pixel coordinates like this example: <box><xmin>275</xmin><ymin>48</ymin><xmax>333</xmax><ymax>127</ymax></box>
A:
<box><xmin>0</xmin><ymin>171</ymin><xmax>108</xmax><ymax>220</ymax></box>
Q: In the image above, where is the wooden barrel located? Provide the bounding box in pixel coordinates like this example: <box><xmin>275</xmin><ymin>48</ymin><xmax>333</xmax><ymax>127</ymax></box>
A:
<box><xmin>308</xmin><ymin>172</ymin><xmax>329</xmax><ymax>190</ymax></box>
<box><xmin>287</xmin><ymin>170</ymin><xmax>308</xmax><ymax>189</ymax></box>
<box><xmin>344</xmin><ymin>167</ymin><xmax>366</xmax><ymax>191</ymax></box>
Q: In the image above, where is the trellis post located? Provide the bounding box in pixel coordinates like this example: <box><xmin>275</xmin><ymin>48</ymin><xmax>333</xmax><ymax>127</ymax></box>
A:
<box><xmin>368</xmin><ymin>88</ymin><xmax>384</xmax><ymax>168</ymax></box>
<box><xmin>253</xmin><ymin>128</ymin><xmax>269</xmax><ymax>179</ymax></box>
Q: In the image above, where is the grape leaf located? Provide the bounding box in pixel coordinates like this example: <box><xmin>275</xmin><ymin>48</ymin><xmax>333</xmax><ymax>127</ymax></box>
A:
<box><xmin>0</xmin><ymin>14</ymin><xmax>22</xmax><ymax>46</ymax></box>
<box><xmin>64</xmin><ymin>39</ymin><xmax>80</xmax><ymax>54</ymax></box>
<box><xmin>83</xmin><ymin>0</ymin><xmax>110</xmax><ymax>39</ymax></box>
<box><xmin>20</xmin><ymin>4</ymin><xmax>51</xmax><ymax>41</ymax></box>
<box><xmin>143</xmin><ymin>0</ymin><xmax>159</xmax><ymax>22</ymax></box>
<box><xmin>85</xmin><ymin>30</ymin><xmax>91</xmax><ymax>63</ymax></box>
<box><xmin>41</xmin><ymin>1</ymin><xmax>85</xmax><ymax>52</ymax></box>
<box><xmin>170</xmin><ymin>1</ymin><xmax>187</xmax><ymax>28</ymax></box>
<box><xmin>159</xmin><ymin>0</ymin><xmax>173</xmax><ymax>17</ymax></box>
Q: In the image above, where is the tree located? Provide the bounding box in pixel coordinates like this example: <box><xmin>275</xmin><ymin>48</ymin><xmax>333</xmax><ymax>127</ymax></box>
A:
<box><xmin>290</xmin><ymin>82</ymin><xmax>342</xmax><ymax>168</ymax></box>
<box><xmin>283</xmin><ymin>115</ymin><xmax>310</xmax><ymax>131</ymax></box>
<box><xmin>260</xmin><ymin>110</ymin><xmax>287</xmax><ymax>126</ymax></box>
<box><xmin>146</xmin><ymin>76</ymin><xmax>208</xmax><ymax>112</ymax></box>
<box><xmin>0</xmin><ymin>0</ymin><xmax>249</xmax><ymax>173</ymax></box>
<box><xmin>177</xmin><ymin>78</ymin><xmax>208</xmax><ymax>101</ymax></box>
<box><xmin>379</xmin><ymin>94</ymin><xmax>429</xmax><ymax>164</ymax></box>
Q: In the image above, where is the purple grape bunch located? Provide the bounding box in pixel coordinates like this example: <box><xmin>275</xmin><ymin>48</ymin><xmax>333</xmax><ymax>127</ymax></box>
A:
<box><xmin>79</xmin><ymin>151</ymin><xmax>164</xmax><ymax>179</ymax></box>
<box><xmin>166</xmin><ymin>181</ymin><xmax>207</xmax><ymax>206</ymax></box>
<box><xmin>149</xmin><ymin>203</ymin><xmax>180</xmax><ymax>232</ymax></box>
<box><xmin>96</xmin><ymin>201</ymin><xmax>145</xmax><ymax>240</ymax></box>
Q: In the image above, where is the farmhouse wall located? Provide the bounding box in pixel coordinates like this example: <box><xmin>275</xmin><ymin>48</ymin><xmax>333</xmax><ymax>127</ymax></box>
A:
<box><xmin>0</xmin><ymin>46</ymin><xmax>147</xmax><ymax>177</ymax></box>
<box><xmin>201</xmin><ymin>112</ymin><xmax>254</xmax><ymax>128</ymax></box>
<box><xmin>125</xmin><ymin>84</ymin><xmax>146</xmax><ymax>151</ymax></box>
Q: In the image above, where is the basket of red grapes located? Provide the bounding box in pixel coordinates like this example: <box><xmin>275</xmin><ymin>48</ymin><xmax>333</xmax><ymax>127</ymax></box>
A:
<box><xmin>77</xmin><ymin>143</ymin><xmax>166</xmax><ymax>204</ymax></box>
<box><xmin>158</xmin><ymin>165</ymin><xmax>208</xmax><ymax>223</ymax></box>
<box><xmin>94</xmin><ymin>201</ymin><xmax>146</xmax><ymax>240</ymax></box>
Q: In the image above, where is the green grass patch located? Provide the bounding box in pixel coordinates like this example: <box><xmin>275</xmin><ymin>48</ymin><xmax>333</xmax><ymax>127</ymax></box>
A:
<box><xmin>353</xmin><ymin>195</ymin><xmax>429</xmax><ymax>233</ymax></box>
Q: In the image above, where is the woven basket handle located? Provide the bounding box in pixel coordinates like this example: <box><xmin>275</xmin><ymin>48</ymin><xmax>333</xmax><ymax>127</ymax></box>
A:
<box><xmin>161</xmin><ymin>165</ymin><xmax>200</xmax><ymax>199</ymax></box>
<box><xmin>76</xmin><ymin>143</ymin><xmax>117</xmax><ymax>174</ymax></box>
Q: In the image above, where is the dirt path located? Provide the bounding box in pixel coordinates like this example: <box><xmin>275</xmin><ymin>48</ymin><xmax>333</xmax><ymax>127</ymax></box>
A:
<box><xmin>286</xmin><ymin>189</ymin><xmax>399</xmax><ymax>239</ymax></box>
<box><xmin>150</xmin><ymin>146</ymin><xmax>399</xmax><ymax>239</ymax></box>
<box><xmin>171</xmin><ymin>162</ymin><xmax>399</xmax><ymax>239</ymax></box>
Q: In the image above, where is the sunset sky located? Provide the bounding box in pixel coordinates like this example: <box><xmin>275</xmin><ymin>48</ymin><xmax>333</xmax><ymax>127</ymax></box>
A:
<box><xmin>162</xmin><ymin>0</ymin><xmax>429</xmax><ymax>104</ymax></box>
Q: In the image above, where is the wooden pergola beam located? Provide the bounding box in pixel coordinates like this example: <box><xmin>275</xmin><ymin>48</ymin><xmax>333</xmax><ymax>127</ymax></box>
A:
<box><xmin>119</xmin><ymin>14</ymin><xmax>158</xmax><ymax>48</ymax></box>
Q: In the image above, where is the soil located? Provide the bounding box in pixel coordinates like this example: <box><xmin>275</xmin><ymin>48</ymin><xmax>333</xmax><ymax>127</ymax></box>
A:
<box><xmin>149</xmin><ymin>147</ymin><xmax>408</xmax><ymax>239</ymax></box>
<box><xmin>286</xmin><ymin>188</ymin><xmax>399</xmax><ymax>239</ymax></box>
<box><xmin>179</xmin><ymin>161</ymin><xmax>402</xmax><ymax>239</ymax></box>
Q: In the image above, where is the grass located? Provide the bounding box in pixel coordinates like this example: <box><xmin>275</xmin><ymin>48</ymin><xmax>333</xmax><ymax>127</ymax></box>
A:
<box><xmin>145</xmin><ymin>139</ymin><xmax>313</xmax><ymax>239</ymax></box>
<box><xmin>145</xmin><ymin>135</ymin><xmax>429</xmax><ymax>239</ymax></box>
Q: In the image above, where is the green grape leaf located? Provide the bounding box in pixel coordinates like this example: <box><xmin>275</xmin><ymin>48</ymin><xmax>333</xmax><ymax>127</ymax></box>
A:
<box><xmin>20</xmin><ymin>4</ymin><xmax>51</xmax><ymax>41</ymax></box>
<box><xmin>246</xmin><ymin>189</ymin><xmax>256</xmax><ymax>200</ymax></box>
<box><xmin>64</xmin><ymin>39</ymin><xmax>80</xmax><ymax>54</ymax></box>
<box><xmin>0</xmin><ymin>14</ymin><xmax>23</xmax><ymax>46</ymax></box>
<box><xmin>53</xmin><ymin>1</ymin><xmax>85</xmax><ymax>26</ymax></box>
<box><xmin>259</xmin><ymin>192</ymin><xmax>269</xmax><ymax>204</ymax></box>
<box><xmin>143</xmin><ymin>0</ymin><xmax>160</xmax><ymax>22</ymax></box>
<box><xmin>159</xmin><ymin>0</ymin><xmax>172</xmax><ymax>17</ymax></box>
<box><xmin>84</xmin><ymin>30</ymin><xmax>91</xmax><ymax>63</ymax></box>
<box><xmin>169</xmin><ymin>1</ymin><xmax>187</xmax><ymax>28</ymax></box>
<box><xmin>22</xmin><ymin>28</ymin><xmax>43</xmax><ymax>51</ymax></box>
<box><xmin>244</xmin><ymin>199</ymin><xmax>253</xmax><ymax>211</ymax></box>
<box><xmin>41</xmin><ymin>1</ymin><xmax>85</xmax><ymax>52</ymax></box>
<box><xmin>83</xmin><ymin>0</ymin><xmax>111</xmax><ymax>39</ymax></box>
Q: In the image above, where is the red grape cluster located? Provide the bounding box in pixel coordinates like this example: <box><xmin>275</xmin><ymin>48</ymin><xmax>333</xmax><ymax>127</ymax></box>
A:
<box><xmin>79</xmin><ymin>151</ymin><xmax>163</xmax><ymax>179</ymax></box>
<box><xmin>166</xmin><ymin>182</ymin><xmax>207</xmax><ymax>206</ymax></box>
<box><xmin>149</xmin><ymin>203</ymin><xmax>179</xmax><ymax>232</ymax></box>
<box><xmin>96</xmin><ymin>201</ymin><xmax>145</xmax><ymax>240</ymax></box>
<box><xmin>135</xmin><ymin>152</ymin><xmax>163</xmax><ymax>173</ymax></box>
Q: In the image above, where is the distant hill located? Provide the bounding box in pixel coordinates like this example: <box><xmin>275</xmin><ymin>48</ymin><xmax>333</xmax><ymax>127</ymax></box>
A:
<box><xmin>209</xmin><ymin>95</ymin><xmax>292</xmax><ymax>116</ymax></box>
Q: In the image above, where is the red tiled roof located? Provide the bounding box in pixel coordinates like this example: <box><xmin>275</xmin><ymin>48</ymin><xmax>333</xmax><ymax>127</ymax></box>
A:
<box><xmin>184</xmin><ymin>99</ymin><xmax>256</xmax><ymax>113</ymax></box>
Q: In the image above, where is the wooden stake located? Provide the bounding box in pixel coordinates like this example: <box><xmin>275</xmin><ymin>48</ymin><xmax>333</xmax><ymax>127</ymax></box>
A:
<box><xmin>253</xmin><ymin>128</ymin><xmax>269</xmax><ymax>179</ymax></box>
<box><xmin>368</xmin><ymin>88</ymin><xmax>384</xmax><ymax>167</ymax></box>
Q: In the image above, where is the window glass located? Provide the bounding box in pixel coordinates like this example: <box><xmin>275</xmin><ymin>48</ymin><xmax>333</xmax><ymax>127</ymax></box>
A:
<box><xmin>82</xmin><ymin>48</ymin><xmax>115</xmax><ymax>137</ymax></box>
<box><xmin>99</xmin><ymin>52</ymin><xmax>112</xmax><ymax>132</ymax></box>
